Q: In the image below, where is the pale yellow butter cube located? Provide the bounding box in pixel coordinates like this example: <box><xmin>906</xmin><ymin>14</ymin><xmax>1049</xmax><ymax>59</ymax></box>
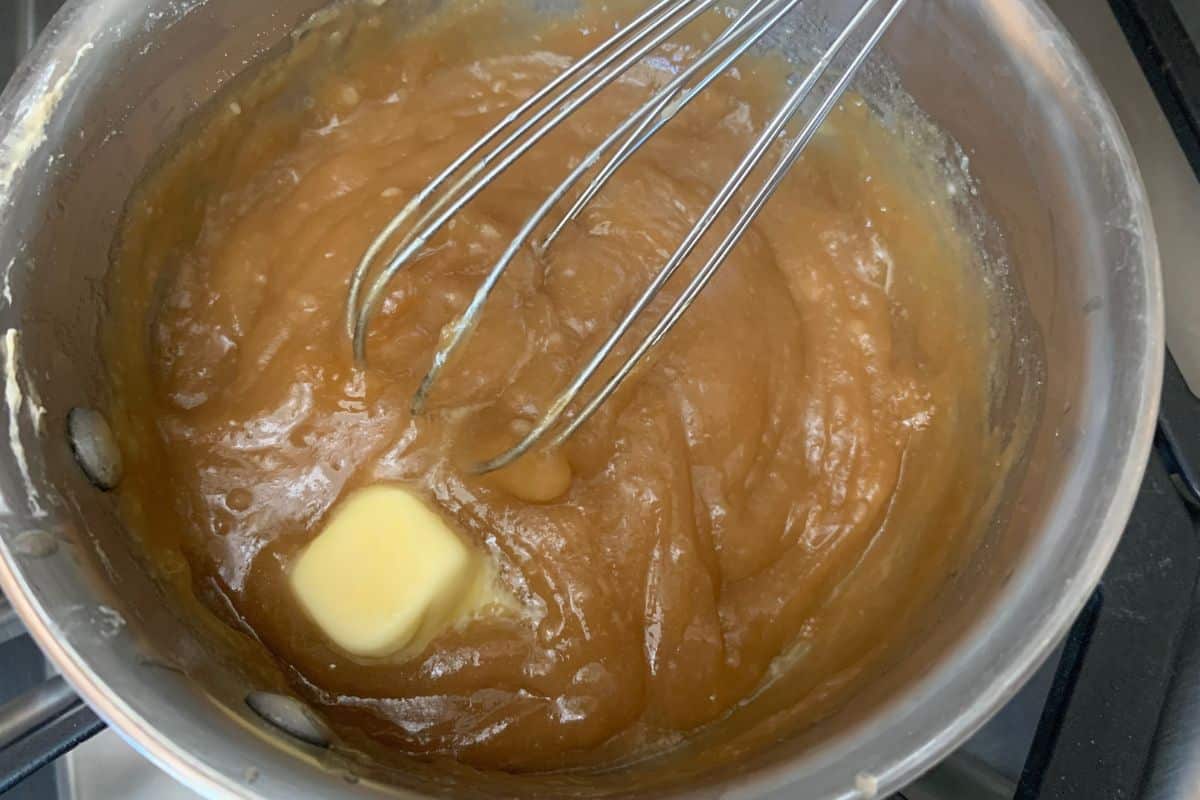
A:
<box><xmin>290</xmin><ymin>484</ymin><xmax>491</xmax><ymax>658</ymax></box>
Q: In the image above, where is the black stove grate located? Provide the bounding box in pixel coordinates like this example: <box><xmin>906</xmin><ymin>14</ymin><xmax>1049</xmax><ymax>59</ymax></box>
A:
<box><xmin>1110</xmin><ymin>0</ymin><xmax>1200</xmax><ymax>183</ymax></box>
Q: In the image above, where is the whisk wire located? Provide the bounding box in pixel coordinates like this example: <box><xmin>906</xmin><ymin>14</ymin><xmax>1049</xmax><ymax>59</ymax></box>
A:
<box><xmin>345</xmin><ymin>0</ymin><xmax>907</xmax><ymax>473</ymax></box>
<box><xmin>350</xmin><ymin>0</ymin><xmax>731</xmax><ymax>359</ymax></box>
<box><xmin>544</xmin><ymin>0</ymin><xmax>910</xmax><ymax>457</ymax></box>
<box><xmin>475</xmin><ymin>0</ymin><xmax>900</xmax><ymax>473</ymax></box>
<box><xmin>345</xmin><ymin>0</ymin><xmax>696</xmax><ymax>340</ymax></box>
<box><xmin>409</xmin><ymin>0</ymin><xmax>805</xmax><ymax>415</ymax></box>
<box><xmin>537</xmin><ymin>0</ymin><xmax>786</xmax><ymax>251</ymax></box>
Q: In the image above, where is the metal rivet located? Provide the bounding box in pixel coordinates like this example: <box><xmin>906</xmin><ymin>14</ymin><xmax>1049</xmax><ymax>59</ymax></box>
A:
<box><xmin>67</xmin><ymin>408</ymin><xmax>122</xmax><ymax>490</ymax></box>
<box><xmin>245</xmin><ymin>692</ymin><xmax>331</xmax><ymax>748</ymax></box>
<box><xmin>94</xmin><ymin>605</ymin><xmax>126</xmax><ymax>639</ymax></box>
<box><xmin>11</xmin><ymin>529</ymin><xmax>57</xmax><ymax>558</ymax></box>
<box><xmin>854</xmin><ymin>771</ymin><xmax>879</xmax><ymax>799</ymax></box>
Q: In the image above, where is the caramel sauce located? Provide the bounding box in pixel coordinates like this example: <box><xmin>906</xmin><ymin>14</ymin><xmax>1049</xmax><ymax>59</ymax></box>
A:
<box><xmin>106</xmin><ymin>0</ymin><xmax>1012</xmax><ymax>772</ymax></box>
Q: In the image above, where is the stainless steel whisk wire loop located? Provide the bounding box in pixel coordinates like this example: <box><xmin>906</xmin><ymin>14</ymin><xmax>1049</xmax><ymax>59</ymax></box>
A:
<box><xmin>346</xmin><ymin>0</ymin><xmax>908</xmax><ymax>472</ymax></box>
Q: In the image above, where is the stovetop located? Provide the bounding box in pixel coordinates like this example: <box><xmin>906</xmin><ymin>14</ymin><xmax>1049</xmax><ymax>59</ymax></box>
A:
<box><xmin>2</xmin><ymin>0</ymin><xmax>1200</xmax><ymax>798</ymax></box>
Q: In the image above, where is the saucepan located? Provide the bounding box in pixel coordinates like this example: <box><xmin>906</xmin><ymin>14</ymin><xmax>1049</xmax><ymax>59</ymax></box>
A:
<box><xmin>0</xmin><ymin>0</ymin><xmax>1161</xmax><ymax>797</ymax></box>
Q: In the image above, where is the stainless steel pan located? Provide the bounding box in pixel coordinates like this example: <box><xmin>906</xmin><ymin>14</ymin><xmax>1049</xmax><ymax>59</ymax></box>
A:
<box><xmin>0</xmin><ymin>0</ymin><xmax>1162</xmax><ymax>797</ymax></box>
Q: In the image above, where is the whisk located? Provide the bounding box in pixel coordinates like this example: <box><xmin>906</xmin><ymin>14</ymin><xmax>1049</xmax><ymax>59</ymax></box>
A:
<box><xmin>345</xmin><ymin>0</ymin><xmax>907</xmax><ymax>473</ymax></box>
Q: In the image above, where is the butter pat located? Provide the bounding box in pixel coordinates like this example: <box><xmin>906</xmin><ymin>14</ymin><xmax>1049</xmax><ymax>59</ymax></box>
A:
<box><xmin>290</xmin><ymin>484</ymin><xmax>506</xmax><ymax>658</ymax></box>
